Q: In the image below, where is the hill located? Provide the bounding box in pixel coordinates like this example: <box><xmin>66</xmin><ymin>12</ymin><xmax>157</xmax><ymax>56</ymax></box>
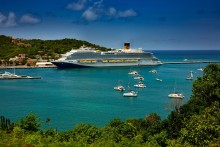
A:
<box><xmin>0</xmin><ymin>35</ymin><xmax>110</xmax><ymax>60</ymax></box>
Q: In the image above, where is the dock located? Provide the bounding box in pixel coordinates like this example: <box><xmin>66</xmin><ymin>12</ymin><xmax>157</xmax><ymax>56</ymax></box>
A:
<box><xmin>162</xmin><ymin>61</ymin><xmax>220</xmax><ymax>65</ymax></box>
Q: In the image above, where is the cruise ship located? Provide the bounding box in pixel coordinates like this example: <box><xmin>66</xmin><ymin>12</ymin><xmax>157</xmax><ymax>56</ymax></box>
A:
<box><xmin>52</xmin><ymin>43</ymin><xmax>162</xmax><ymax>68</ymax></box>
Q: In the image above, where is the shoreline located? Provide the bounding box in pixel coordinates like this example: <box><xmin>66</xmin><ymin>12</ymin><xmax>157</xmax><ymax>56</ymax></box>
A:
<box><xmin>0</xmin><ymin>65</ymin><xmax>56</xmax><ymax>69</ymax></box>
<box><xmin>0</xmin><ymin>60</ymin><xmax>220</xmax><ymax>69</ymax></box>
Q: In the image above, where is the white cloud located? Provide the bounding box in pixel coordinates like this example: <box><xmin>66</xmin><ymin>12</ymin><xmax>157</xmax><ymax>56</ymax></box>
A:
<box><xmin>108</xmin><ymin>7</ymin><xmax>117</xmax><ymax>17</ymax></box>
<box><xmin>0</xmin><ymin>13</ymin><xmax>7</xmax><ymax>25</ymax></box>
<box><xmin>68</xmin><ymin>0</ymin><xmax>138</xmax><ymax>23</ymax></box>
<box><xmin>93</xmin><ymin>0</ymin><xmax>103</xmax><ymax>8</ymax></box>
<box><xmin>81</xmin><ymin>0</ymin><xmax>105</xmax><ymax>21</ymax></box>
<box><xmin>82</xmin><ymin>7</ymin><xmax>99</xmax><ymax>21</ymax></box>
<box><xmin>67</xmin><ymin>0</ymin><xmax>87</xmax><ymax>11</ymax></box>
<box><xmin>118</xmin><ymin>9</ymin><xmax>137</xmax><ymax>18</ymax></box>
<box><xmin>20</xmin><ymin>14</ymin><xmax>41</xmax><ymax>24</ymax></box>
<box><xmin>0</xmin><ymin>12</ymin><xmax>41</xmax><ymax>28</ymax></box>
<box><xmin>5</xmin><ymin>12</ymin><xmax>17</xmax><ymax>27</ymax></box>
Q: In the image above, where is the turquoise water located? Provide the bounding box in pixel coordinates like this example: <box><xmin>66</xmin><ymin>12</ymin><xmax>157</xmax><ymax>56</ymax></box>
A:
<box><xmin>0</xmin><ymin>50</ymin><xmax>220</xmax><ymax>131</ymax></box>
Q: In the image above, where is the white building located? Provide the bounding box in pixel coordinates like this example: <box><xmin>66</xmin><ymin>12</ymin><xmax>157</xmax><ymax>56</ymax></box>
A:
<box><xmin>35</xmin><ymin>62</ymin><xmax>56</xmax><ymax>68</ymax></box>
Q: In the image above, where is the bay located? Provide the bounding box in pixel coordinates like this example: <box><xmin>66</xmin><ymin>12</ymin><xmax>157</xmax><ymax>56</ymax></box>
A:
<box><xmin>0</xmin><ymin>50</ymin><xmax>220</xmax><ymax>131</ymax></box>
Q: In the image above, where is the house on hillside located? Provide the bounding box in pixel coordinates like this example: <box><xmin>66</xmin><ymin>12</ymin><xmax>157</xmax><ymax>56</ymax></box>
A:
<box><xmin>9</xmin><ymin>54</ymin><xmax>26</xmax><ymax>65</ymax></box>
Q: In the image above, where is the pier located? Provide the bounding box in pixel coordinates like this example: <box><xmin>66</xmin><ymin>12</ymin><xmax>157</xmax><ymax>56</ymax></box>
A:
<box><xmin>162</xmin><ymin>61</ymin><xmax>220</xmax><ymax>65</ymax></box>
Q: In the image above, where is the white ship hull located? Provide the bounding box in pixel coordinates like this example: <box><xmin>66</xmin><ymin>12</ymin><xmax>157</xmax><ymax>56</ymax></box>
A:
<box><xmin>52</xmin><ymin>60</ymin><xmax>162</xmax><ymax>68</ymax></box>
<box><xmin>52</xmin><ymin>45</ymin><xmax>162</xmax><ymax>68</ymax></box>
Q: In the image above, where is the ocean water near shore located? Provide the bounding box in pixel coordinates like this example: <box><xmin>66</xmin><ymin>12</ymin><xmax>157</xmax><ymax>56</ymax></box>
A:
<box><xmin>0</xmin><ymin>50</ymin><xmax>220</xmax><ymax>131</ymax></box>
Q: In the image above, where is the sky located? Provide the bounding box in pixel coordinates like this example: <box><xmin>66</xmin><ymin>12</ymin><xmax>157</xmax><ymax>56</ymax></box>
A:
<box><xmin>0</xmin><ymin>0</ymin><xmax>220</xmax><ymax>50</ymax></box>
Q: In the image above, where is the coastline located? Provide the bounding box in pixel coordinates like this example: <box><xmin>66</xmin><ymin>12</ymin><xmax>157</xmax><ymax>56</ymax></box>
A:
<box><xmin>0</xmin><ymin>65</ymin><xmax>56</xmax><ymax>69</ymax></box>
<box><xmin>1</xmin><ymin>60</ymin><xmax>220</xmax><ymax>69</ymax></box>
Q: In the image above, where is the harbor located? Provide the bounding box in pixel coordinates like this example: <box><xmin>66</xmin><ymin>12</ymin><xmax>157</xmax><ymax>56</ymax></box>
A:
<box><xmin>0</xmin><ymin>60</ymin><xmax>220</xmax><ymax>69</ymax></box>
<box><xmin>0</xmin><ymin>50</ymin><xmax>220</xmax><ymax>130</ymax></box>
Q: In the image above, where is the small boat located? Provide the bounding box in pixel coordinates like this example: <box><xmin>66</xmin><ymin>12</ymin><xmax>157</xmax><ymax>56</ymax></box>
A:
<box><xmin>114</xmin><ymin>85</ymin><xmax>125</xmax><ymax>91</ymax></box>
<box><xmin>0</xmin><ymin>71</ymin><xmax>41</xmax><ymax>80</ymax></box>
<box><xmin>128</xmin><ymin>70</ymin><xmax>138</xmax><ymax>75</ymax></box>
<box><xmin>168</xmin><ymin>92</ymin><xmax>184</xmax><ymax>99</ymax></box>
<box><xmin>134</xmin><ymin>82</ymin><xmax>146</xmax><ymax>88</ymax></box>
<box><xmin>168</xmin><ymin>81</ymin><xmax>184</xmax><ymax>99</ymax></box>
<box><xmin>156</xmin><ymin>78</ymin><xmax>162</xmax><ymax>82</ymax></box>
<box><xmin>186</xmin><ymin>71</ymin><xmax>193</xmax><ymax>80</ymax></box>
<box><xmin>149</xmin><ymin>69</ymin><xmax>157</xmax><ymax>74</ymax></box>
<box><xmin>123</xmin><ymin>90</ymin><xmax>138</xmax><ymax>97</ymax></box>
<box><xmin>197</xmin><ymin>67</ymin><xmax>204</xmax><ymax>71</ymax></box>
<box><xmin>197</xmin><ymin>64</ymin><xmax>204</xmax><ymax>71</ymax></box>
<box><xmin>134</xmin><ymin>75</ymin><xmax>144</xmax><ymax>80</ymax></box>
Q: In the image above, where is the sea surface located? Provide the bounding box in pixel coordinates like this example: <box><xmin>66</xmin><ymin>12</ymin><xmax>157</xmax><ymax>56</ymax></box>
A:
<box><xmin>0</xmin><ymin>50</ymin><xmax>220</xmax><ymax>131</ymax></box>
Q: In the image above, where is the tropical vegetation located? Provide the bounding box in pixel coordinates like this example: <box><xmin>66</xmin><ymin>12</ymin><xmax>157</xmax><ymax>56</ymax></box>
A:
<box><xmin>1</xmin><ymin>65</ymin><xmax>220</xmax><ymax>146</ymax></box>
<box><xmin>0</xmin><ymin>35</ymin><xmax>110</xmax><ymax>65</ymax></box>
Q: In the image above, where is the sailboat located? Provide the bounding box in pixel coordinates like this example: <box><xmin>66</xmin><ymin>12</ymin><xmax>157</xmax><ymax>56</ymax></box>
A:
<box><xmin>114</xmin><ymin>85</ymin><xmax>125</xmax><ymax>91</ymax></box>
<box><xmin>134</xmin><ymin>74</ymin><xmax>144</xmax><ymax>81</ymax></box>
<box><xmin>114</xmin><ymin>80</ymin><xmax>125</xmax><ymax>91</ymax></box>
<box><xmin>128</xmin><ymin>70</ymin><xmax>138</xmax><ymax>75</ymax></box>
<box><xmin>168</xmin><ymin>81</ymin><xmax>184</xmax><ymax>99</ymax></box>
<box><xmin>134</xmin><ymin>81</ymin><xmax>146</xmax><ymax>88</ymax></box>
<box><xmin>123</xmin><ymin>84</ymin><xmax>138</xmax><ymax>97</ymax></box>
<box><xmin>197</xmin><ymin>65</ymin><xmax>204</xmax><ymax>71</ymax></box>
<box><xmin>123</xmin><ymin>89</ymin><xmax>138</xmax><ymax>97</ymax></box>
<box><xmin>186</xmin><ymin>71</ymin><xmax>193</xmax><ymax>80</ymax></box>
<box><xmin>197</xmin><ymin>68</ymin><xmax>204</xmax><ymax>72</ymax></box>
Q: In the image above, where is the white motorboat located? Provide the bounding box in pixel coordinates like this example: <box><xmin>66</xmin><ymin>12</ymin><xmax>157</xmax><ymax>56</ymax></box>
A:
<box><xmin>134</xmin><ymin>75</ymin><xmax>144</xmax><ymax>81</ymax></box>
<box><xmin>197</xmin><ymin>68</ymin><xmax>204</xmax><ymax>71</ymax></box>
<box><xmin>0</xmin><ymin>71</ymin><xmax>19</xmax><ymax>79</ymax></box>
<box><xmin>149</xmin><ymin>69</ymin><xmax>157</xmax><ymax>74</ymax></box>
<box><xmin>128</xmin><ymin>70</ymin><xmax>138</xmax><ymax>75</ymax></box>
<box><xmin>156</xmin><ymin>78</ymin><xmax>162</xmax><ymax>82</ymax></box>
<box><xmin>168</xmin><ymin>92</ymin><xmax>184</xmax><ymax>99</ymax></box>
<box><xmin>0</xmin><ymin>71</ymin><xmax>41</xmax><ymax>80</ymax></box>
<box><xmin>134</xmin><ymin>82</ymin><xmax>146</xmax><ymax>88</ymax></box>
<box><xmin>114</xmin><ymin>85</ymin><xmax>125</xmax><ymax>91</ymax></box>
<box><xmin>123</xmin><ymin>90</ymin><xmax>138</xmax><ymax>97</ymax></box>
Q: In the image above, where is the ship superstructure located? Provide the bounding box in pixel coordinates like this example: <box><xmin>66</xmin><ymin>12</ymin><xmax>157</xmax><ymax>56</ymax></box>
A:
<box><xmin>52</xmin><ymin>43</ymin><xmax>162</xmax><ymax>68</ymax></box>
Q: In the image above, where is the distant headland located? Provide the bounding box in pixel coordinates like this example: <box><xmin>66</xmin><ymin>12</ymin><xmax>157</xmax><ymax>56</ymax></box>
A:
<box><xmin>0</xmin><ymin>35</ymin><xmax>110</xmax><ymax>67</ymax></box>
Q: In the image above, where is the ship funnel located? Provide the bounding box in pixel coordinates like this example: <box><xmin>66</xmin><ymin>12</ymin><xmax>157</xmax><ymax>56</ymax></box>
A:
<box><xmin>124</xmin><ymin>43</ymin><xmax>130</xmax><ymax>50</ymax></box>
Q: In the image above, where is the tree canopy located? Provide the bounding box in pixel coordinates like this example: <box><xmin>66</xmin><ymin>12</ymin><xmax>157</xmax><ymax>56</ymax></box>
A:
<box><xmin>0</xmin><ymin>35</ymin><xmax>110</xmax><ymax>60</ymax></box>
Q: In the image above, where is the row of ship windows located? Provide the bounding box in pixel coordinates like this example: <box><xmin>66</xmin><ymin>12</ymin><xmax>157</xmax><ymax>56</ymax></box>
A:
<box><xmin>76</xmin><ymin>59</ymin><xmax>140</xmax><ymax>63</ymax></box>
<box><xmin>68</xmin><ymin>53</ymin><xmax>152</xmax><ymax>59</ymax></box>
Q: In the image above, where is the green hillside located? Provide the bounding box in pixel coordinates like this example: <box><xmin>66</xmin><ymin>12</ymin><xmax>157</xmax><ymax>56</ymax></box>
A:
<box><xmin>0</xmin><ymin>35</ymin><xmax>110</xmax><ymax>60</ymax></box>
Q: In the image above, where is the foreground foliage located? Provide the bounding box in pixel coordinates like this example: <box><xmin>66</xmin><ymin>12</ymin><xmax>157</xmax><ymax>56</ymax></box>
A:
<box><xmin>0</xmin><ymin>64</ymin><xmax>220</xmax><ymax>146</ymax></box>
